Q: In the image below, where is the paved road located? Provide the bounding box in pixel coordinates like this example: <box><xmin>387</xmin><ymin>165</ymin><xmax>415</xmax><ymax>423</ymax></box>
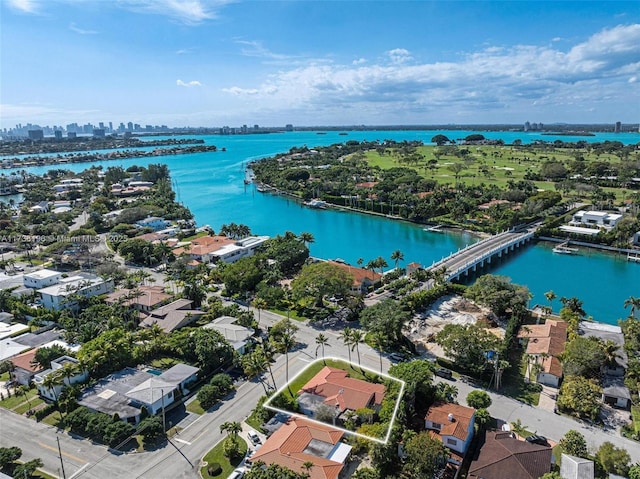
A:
<box><xmin>3</xmin><ymin>298</ymin><xmax>640</xmax><ymax>476</ymax></box>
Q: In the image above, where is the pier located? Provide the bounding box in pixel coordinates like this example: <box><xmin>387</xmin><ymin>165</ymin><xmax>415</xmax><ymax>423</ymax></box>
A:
<box><xmin>428</xmin><ymin>224</ymin><xmax>539</xmax><ymax>281</ymax></box>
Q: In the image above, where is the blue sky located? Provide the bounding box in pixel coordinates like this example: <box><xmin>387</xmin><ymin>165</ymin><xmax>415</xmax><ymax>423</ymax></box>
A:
<box><xmin>1</xmin><ymin>0</ymin><xmax>639</xmax><ymax>128</ymax></box>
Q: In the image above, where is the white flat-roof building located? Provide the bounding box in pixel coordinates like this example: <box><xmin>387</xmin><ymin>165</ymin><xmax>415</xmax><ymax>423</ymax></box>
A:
<box><xmin>570</xmin><ymin>210</ymin><xmax>623</xmax><ymax>230</ymax></box>
<box><xmin>209</xmin><ymin>235</ymin><xmax>269</xmax><ymax>263</ymax></box>
<box><xmin>38</xmin><ymin>274</ymin><xmax>114</xmax><ymax>310</ymax></box>
<box><xmin>34</xmin><ymin>356</ymin><xmax>88</xmax><ymax>401</ymax></box>
<box><xmin>23</xmin><ymin>269</ymin><xmax>63</xmax><ymax>289</ymax></box>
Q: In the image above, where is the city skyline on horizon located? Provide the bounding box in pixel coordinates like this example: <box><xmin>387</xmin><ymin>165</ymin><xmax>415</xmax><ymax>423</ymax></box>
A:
<box><xmin>1</xmin><ymin>1</ymin><xmax>639</xmax><ymax>129</ymax></box>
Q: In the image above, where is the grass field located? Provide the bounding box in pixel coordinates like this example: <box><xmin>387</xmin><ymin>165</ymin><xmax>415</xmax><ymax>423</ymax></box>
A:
<box><xmin>186</xmin><ymin>399</ymin><xmax>205</xmax><ymax>415</ymax></box>
<box><xmin>362</xmin><ymin>144</ymin><xmax>630</xmax><ymax>199</ymax></box>
<box><xmin>0</xmin><ymin>388</ymin><xmax>40</xmax><ymax>410</ymax></box>
<box><xmin>200</xmin><ymin>437</ymin><xmax>247</xmax><ymax>479</ymax></box>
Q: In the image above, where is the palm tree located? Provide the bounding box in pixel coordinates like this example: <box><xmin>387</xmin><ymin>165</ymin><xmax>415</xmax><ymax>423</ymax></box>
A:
<box><xmin>544</xmin><ymin>290</ymin><xmax>557</xmax><ymax>313</ymax></box>
<box><xmin>252</xmin><ymin>297</ymin><xmax>268</xmax><ymax>326</ymax></box>
<box><xmin>315</xmin><ymin>333</ymin><xmax>329</xmax><ymax>364</ymax></box>
<box><xmin>18</xmin><ymin>385</ymin><xmax>31</xmax><ymax>411</ymax></box>
<box><xmin>356</xmin><ymin>258</ymin><xmax>364</xmax><ymax>267</ymax></box>
<box><xmin>299</xmin><ymin>232</ymin><xmax>315</xmax><ymax>249</ymax></box>
<box><xmin>350</xmin><ymin>329</ymin><xmax>366</xmax><ymax>372</ymax></box>
<box><xmin>302</xmin><ymin>461</ymin><xmax>314</xmax><ymax>478</ymax></box>
<box><xmin>220</xmin><ymin>421</ymin><xmax>242</xmax><ymax>439</ymax></box>
<box><xmin>374</xmin><ymin>256</ymin><xmax>388</xmax><ymax>276</ymax></box>
<box><xmin>279</xmin><ymin>333</ymin><xmax>296</xmax><ymax>396</ymax></box>
<box><xmin>242</xmin><ymin>352</ymin><xmax>269</xmax><ymax>394</ymax></box>
<box><xmin>624</xmin><ymin>296</ymin><xmax>640</xmax><ymax>319</ymax></box>
<box><xmin>42</xmin><ymin>372</ymin><xmax>64</xmax><ymax>421</ymax></box>
<box><xmin>602</xmin><ymin>340</ymin><xmax>623</xmax><ymax>368</ymax></box>
<box><xmin>390</xmin><ymin>250</ymin><xmax>404</xmax><ymax>270</ymax></box>
<box><xmin>339</xmin><ymin>327</ymin><xmax>355</xmax><ymax>364</ymax></box>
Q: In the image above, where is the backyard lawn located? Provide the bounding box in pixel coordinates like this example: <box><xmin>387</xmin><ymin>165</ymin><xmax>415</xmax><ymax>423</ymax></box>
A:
<box><xmin>200</xmin><ymin>437</ymin><xmax>247</xmax><ymax>479</ymax></box>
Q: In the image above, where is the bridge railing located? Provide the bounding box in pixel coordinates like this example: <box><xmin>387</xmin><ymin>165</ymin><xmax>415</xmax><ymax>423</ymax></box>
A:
<box><xmin>428</xmin><ymin>229</ymin><xmax>515</xmax><ymax>271</ymax></box>
<box><xmin>444</xmin><ymin>231</ymin><xmax>535</xmax><ymax>280</ymax></box>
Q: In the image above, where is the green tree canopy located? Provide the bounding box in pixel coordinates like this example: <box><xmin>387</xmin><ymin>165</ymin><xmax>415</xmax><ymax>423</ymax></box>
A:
<box><xmin>558</xmin><ymin>430</ymin><xmax>588</xmax><ymax>458</ymax></box>
<box><xmin>402</xmin><ymin>431</ymin><xmax>449</xmax><ymax>479</ymax></box>
<box><xmin>596</xmin><ymin>441</ymin><xmax>630</xmax><ymax>476</ymax></box>
<box><xmin>435</xmin><ymin>323</ymin><xmax>501</xmax><ymax>374</ymax></box>
<box><xmin>556</xmin><ymin>376</ymin><xmax>602</xmax><ymax>420</ymax></box>
<box><xmin>290</xmin><ymin>261</ymin><xmax>353</xmax><ymax>308</ymax></box>
<box><xmin>561</xmin><ymin>336</ymin><xmax>606</xmax><ymax>379</ymax></box>
<box><xmin>0</xmin><ymin>446</ymin><xmax>22</xmax><ymax>469</ymax></box>
<box><xmin>466</xmin><ymin>390</ymin><xmax>492</xmax><ymax>409</ymax></box>
<box><xmin>359</xmin><ymin>299</ymin><xmax>411</xmax><ymax>348</ymax></box>
<box><xmin>464</xmin><ymin>275</ymin><xmax>531</xmax><ymax>317</ymax></box>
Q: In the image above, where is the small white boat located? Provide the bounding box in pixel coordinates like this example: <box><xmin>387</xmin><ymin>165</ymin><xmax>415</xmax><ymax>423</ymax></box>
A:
<box><xmin>423</xmin><ymin>225</ymin><xmax>445</xmax><ymax>233</ymax></box>
<box><xmin>304</xmin><ymin>199</ymin><xmax>328</xmax><ymax>209</ymax></box>
<box><xmin>553</xmin><ymin>241</ymin><xmax>579</xmax><ymax>255</ymax></box>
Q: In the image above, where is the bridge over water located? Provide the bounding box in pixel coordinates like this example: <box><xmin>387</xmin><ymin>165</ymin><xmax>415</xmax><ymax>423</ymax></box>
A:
<box><xmin>427</xmin><ymin>224</ymin><xmax>540</xmax><ymax>282</ymax></box>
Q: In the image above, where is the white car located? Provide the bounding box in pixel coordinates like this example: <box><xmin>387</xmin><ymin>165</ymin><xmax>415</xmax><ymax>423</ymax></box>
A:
<box><xmin>247</xmin><ymin>430</ymin><xmax>261</xmax><ymax>446</ymax></box>
<box><xmin>228</xmin><ymin>468</ymin><xmax>245</xmax><ymax>479</ymax></box>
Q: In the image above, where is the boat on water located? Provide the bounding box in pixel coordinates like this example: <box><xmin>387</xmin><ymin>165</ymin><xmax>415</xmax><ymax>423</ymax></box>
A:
<box><xmin>553</xmin><ymin>241</ymin><xmax>579</xmax><ymax>255</ymax></box>
<box><xmin>628</xmin><ymin>253</ymin><xmax>640</xmax><ymax>263</ymax></box>
<box><xmin>423</xmin><ymin>225</ymin><xmax>445</xmax><ymax>233</ymax></box>
<box><xmin>339</xmin><ymin>132</ymin><xmax>348</xmax><ymax>136</ymax></box>
<box><xmin>304</xmin><ymin>199</ymin><xmax>328</xmax><ymax>209</ymax></box>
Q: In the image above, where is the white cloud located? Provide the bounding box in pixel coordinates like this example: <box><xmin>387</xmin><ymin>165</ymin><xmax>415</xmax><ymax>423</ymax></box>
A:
<box><xmin>117</xmin><ymin>0</ymin><xmax>234</xmax><ymax>25</ymax></box>
<box><xmin>7</xmin><ymin>0</ymin><xmax>40</xmax><ymax>14</ymax></box>
<box><xmin>352</xmin><ymin>58</ymin><xmax>367</xmax><ymax>65</ymax></box>
<box><xmin>176</xmin><ymin>79</ymin><xmax>202</xmax><ymax>87</ymax></box>
<box><xmin>69</xmin><ymin>22</ymin><xmax>98</xmax><ymax>35</ymax></box>
<box><xmin>220</xmin><ymin>24</ymin><xmax>640</xmax><ymax>122</ymax></box>
<box><xmin>630</xmin><ymin>76</ymin><xmax>638</xmax><ymax>83</ymax></box>
<box><xmin>176</xmin><ymin>49</ymin><xmax>191</xmax><ymax>55</ymax></box>
<box><xmin>387</xmin><ymin>48</ymin><xmax>412</xmax><ymax>64</ymax></box>
<box><xmin>234</xmin><ymin>40</ymin><xmax>294</xmax><ymax>61</ymax></box>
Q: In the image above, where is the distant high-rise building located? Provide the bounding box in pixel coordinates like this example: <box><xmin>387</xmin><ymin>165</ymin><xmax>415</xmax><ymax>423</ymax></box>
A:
<box><xmin>109</xmin><ymin>121</ymin><xmax>113</xmax><ymax>132</ymax></box>
<box><xmin>54</xmin><ymin>130</ymin><xmax>63</xmax><ymax>139</ymax></box>
<box><xmin>524</xmin><ymin>121</ymin><xmax>531</xmax><ymax>132</ymax></box>
<box><xmin>285</xmin><ymin>124</ymin><xmax>294</xmax><ymax>131</ymax></box>
<box><xmin>99</xmin><ymin>122</ymin><xmax>105</xmax><ymax>129</ymax></box>
<box><xmin>28</xmin><ymin>129</ymin><xmax>44</xmax><ymax>140</ymax></box>
<box><xmin>614</xmin><ymin>121</ymin><xmax>621</xmax><ymax>133</ymax></box>
<box><xmin>127</xmin><ymin>122</ymin><xmax>133</xmax><ymax>131</ymax></box>
<box><xmin>93</xmin><ymin>129</ymin><xmax>105</xmax><ymax>138</ymax></box>
<box><xmin>67</xmin><ymin>132</ymin><xmax>77</xmax><ymax>138</ymax></box>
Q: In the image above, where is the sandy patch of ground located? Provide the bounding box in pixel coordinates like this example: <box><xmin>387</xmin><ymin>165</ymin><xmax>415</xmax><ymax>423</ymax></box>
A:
<box><xmin>405</xmin><ymin>294</ymin><xmax>503</xmax><ymax>357</ymax></box>
<box><xmin>493</xmin><ymin>166</ymin><xmax>515</xmax><ymax>171</ymax></box>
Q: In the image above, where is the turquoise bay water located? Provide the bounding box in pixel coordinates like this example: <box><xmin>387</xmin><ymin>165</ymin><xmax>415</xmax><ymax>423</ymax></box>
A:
<box><xmin>2</xmin><ymin>130</ymin><xmax>639</xmax><ymax>324</ymax></box>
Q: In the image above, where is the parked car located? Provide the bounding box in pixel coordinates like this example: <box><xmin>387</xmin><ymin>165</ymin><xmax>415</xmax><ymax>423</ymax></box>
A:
<box><xmin>247</xmin><ymin>430</ymin><xmax>261</xmax><ymax>446</ymax></box>
<box><xmin>525</xmin><ymin>435</ymin><xmax>548</xmax><ymax>446</ymax></box>
<box><xmin>435</xmin><ymin>368</ymin><xmax>453</xmax><ymax>380</ymax></box>
<box><xmin>389</xmin><ymin>353</ymin><xmax>406</xmax><ymax>362</ymax></box>
<box><xmin>227</xmin><ymin>468</ymin><xmax>245</xmax><ymax>479</ymax></box>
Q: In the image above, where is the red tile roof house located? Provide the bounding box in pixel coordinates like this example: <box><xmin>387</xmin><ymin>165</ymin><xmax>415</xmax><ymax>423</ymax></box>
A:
<box><xmin>10</xmin><ymin>348</ymin><xmax>44</xmax><ymax>385</ymax></box>
<box><xmin>467</xmin><ymin>431</ymin><xmax>552</xmax><ymax>479</ymax></box>
<box><xmin>297</xmin><ymin>366</ymin><xmax>386</xmax><ymax>425</ymax></box>
<box><xmin>104</xmin><ymin>285</ymin><xmax>173</xmax><ymax>314</ymax></box>
<box><xmin>249</xmin><ymin>417</ymin><xmax>352</xmax><ymax>479</ymax></box>
<box><xmin>517</xmin><ymin>319</ymin><xmax>568</xmax><ymax>388</ymax></box>
<box><xmin>327</xmin><ymin>261</ymin><xmax>382</xmax><ymax>295</ymax></box>
<box><xmin>425</xmin><ymin>403</ymin><xmax>476</xmax><ymax>460</ymax></box>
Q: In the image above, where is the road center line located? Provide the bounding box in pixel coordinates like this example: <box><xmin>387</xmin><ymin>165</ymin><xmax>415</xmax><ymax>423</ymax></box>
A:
<box><xmin>38</xmin><ymin>442</ymin><xmax>87</xmax><ymax>464</ymax></box>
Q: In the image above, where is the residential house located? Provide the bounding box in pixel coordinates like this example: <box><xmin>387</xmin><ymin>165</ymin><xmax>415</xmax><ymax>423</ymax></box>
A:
<box><xmin>172</xmin><ymin>234</ymin><xmax>270</xmax><ymax>265</ymax></box>
<box><xmin>10</xmin><ymin>348</ymin><xmax>44</xmax><ymax>385</ymax></box>
<box><xmin>327</xmin><ymin>261</ymin><xmax>382</xmax><ymax>295</ymax></box>
<box><xmin>0</xmin><ymin>338</ymin><xmax>30</xmax><ymax>362</ymax></box>
<box><xmin>23</xmin><ymin>269</ymin><xmax>63</xmax><ymax>289</ymax></box>
<box><xmin>560</xmin><ymin>453</ymin><xmax>594</xmax><ymax>479</ymax></box>
<box><xmin>37</xmin><ymin>274</ymin><xmax>114</xmax><ymax>310</ymax></box>
<box><xmin>104</xmin><ymin>286</ymin><xmax>173</xmax><ymax>314</ymax></box>
<box><xmin>633</xmin><ymin>231</ymin><xmax>640</xmax><ymax>247</ymax></box>
<box><xmin>78</xmin><ymin>364</ymin><xmax>199</xmax><ymax>424</ymax></box>
<box><xmin>425</xmin><ymin>403</ymin><xmax>476</xmax><ymax>457</ymax></box>
<box><xmin>297</xmin><ymin>366</ymin><xmax>386</xmax><ymax>423</ymax></box>
<box><xmin>29</xmin><ymin>201</ymin><xmax>50</xmax><ymax>213</ymax></box>
<box><xmin>135</xmin><ymin>216</ymin><xmax>169</xmax><ymax>231</ymax></box>
<box><xmin>33</xmin><ymin>356</ymin><xmax>88</xmax><ymax>401</ymax></box>
<box><xmin>559</xmin><ymin>210</ymin><xmax>623</xmax><ymax>236</ymax></box>
<box><xmin>579</xmin><ymin>322</ymin><xmax>631</xmax><ymax>409</ymax></box>
<box><xmin>406</xmin><ymin>262</ymin><xmax>422</xmax><ymax>275</ymax></box>
<box><xmin>467</xmin><ymin>431</ymin><xmax>552</xmax><ymax>479</ymax></box>
<box><xmin>517</xmin><ymin>319</ymin><xmax>568</xmax><ymax>388</ymax></box>
<box><xmin>203</xmin><ymin>316</ymin><xmax>254</xmax><ymax>354</ymax></box>
<box><xmin>249</xmin><ymin>416</ymin><xmax>352</xmax><ymax>479</ymax></box>
<box><xmin>139</xmin><ymin>298</ymin><xmax>205</xmax><ymax>333</ymax></box>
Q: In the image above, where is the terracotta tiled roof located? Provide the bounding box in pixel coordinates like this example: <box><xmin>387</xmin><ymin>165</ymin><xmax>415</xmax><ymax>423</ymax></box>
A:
<box><xmin>541</xmin><ymin>355</ymin><xmax>563</xmax><ymax>377</ymax></box>
<box><xmin>104</xmin><ymin>286</ymin><xmax>172</xmax><ymax>309</ymax></box>
<box><xmin>11</xmin><ymin>348</ymin><xmax>42</xmax><ymax>373</ymax></box>
<box><xmin>518</xmin><ymin>320</ymin><xmax>567</xmax><ymax>378</ymax></box>
<box><xmin>299</xmin><ymin>366</ymin><xmax>386</xmax><ymax>412</ymax></box>
<box><xmin>327</xmin><ymin>262</ymin><xmax>381</xmax><ymax>287</ymax></box>
<box><xmin>173</xmin><ymin>235</ymin><xmax>236</xmax><ymax>257</ymax></box>
<box><xmin>468</xmin><ymin>431</ymin><xmax>552</xmax><ymax>479</ymax></box>
<box><xmin>425</xmin><ymin>403</ymin><xmax>475</xmax><ymax>441</ymax></box>
<box><xmin>355</xmin><ymin>182</ymin><xmax>378</xmax><ymax>188</ymax></box>
<box><xmin>251</xmin><ymin>417</ymin><xmax>348</xmax><ymax>479</ymax></box>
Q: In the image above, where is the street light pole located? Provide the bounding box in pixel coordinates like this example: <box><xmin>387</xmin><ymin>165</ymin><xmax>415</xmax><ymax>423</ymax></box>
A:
<box><xmin>57</xmin><ymin>435</ymin><xmax>67</xmax><ymax>479</ymax></box>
